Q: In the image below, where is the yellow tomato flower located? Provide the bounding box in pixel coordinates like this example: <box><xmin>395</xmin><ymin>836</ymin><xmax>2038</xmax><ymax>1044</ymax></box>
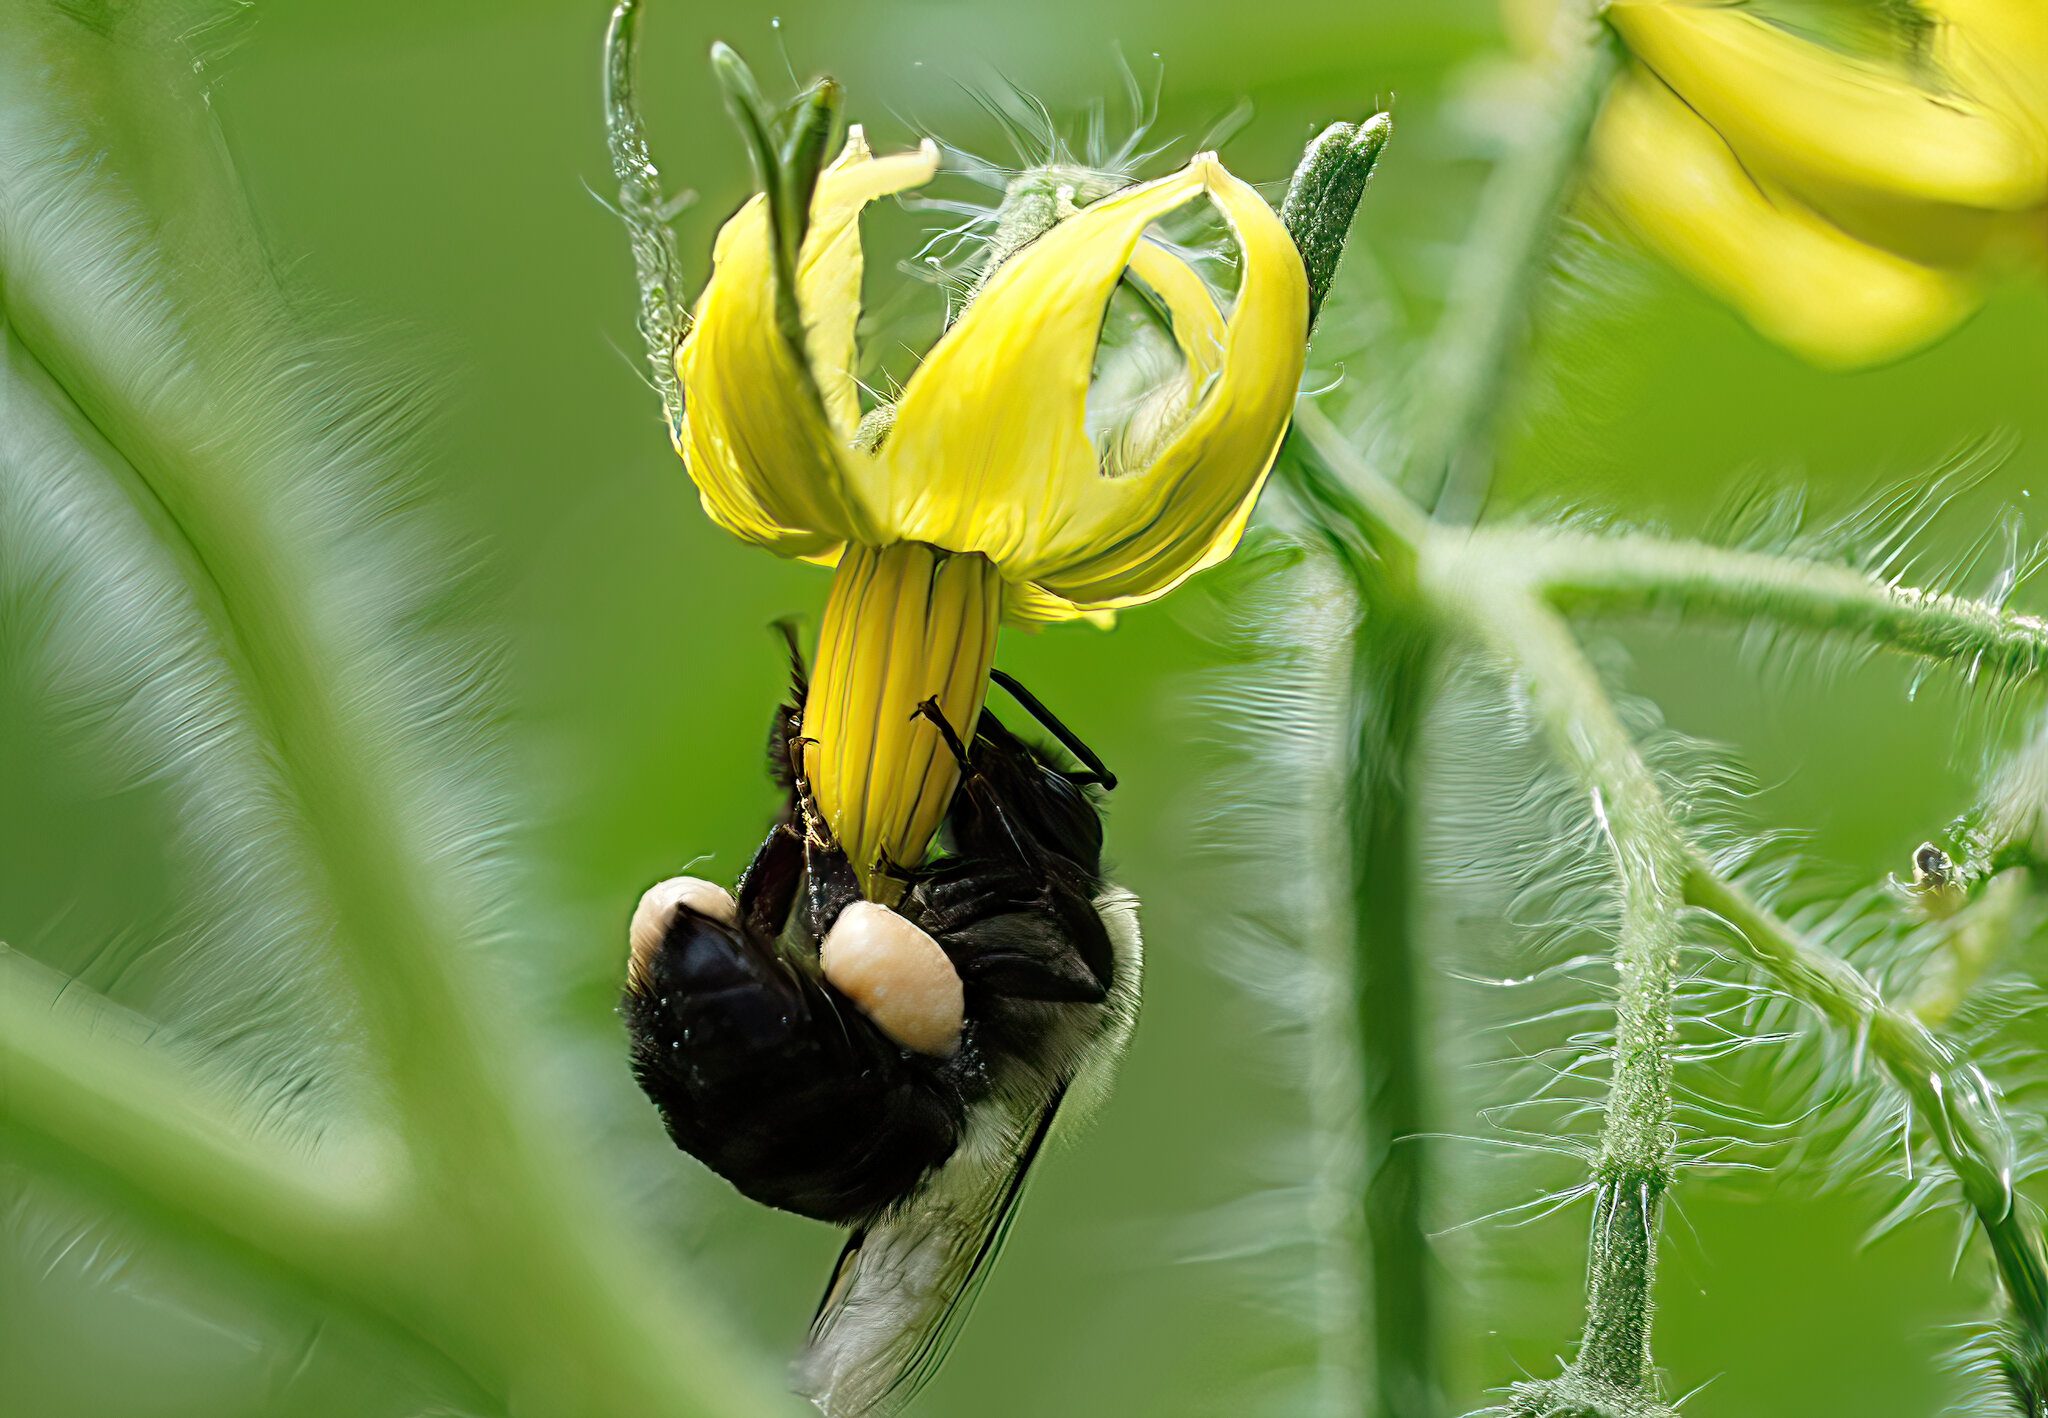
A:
<box><xmin>1510</xmin><ymin>0</ymin><xmax>2048</xmax><ymax>366</ymax></box>
<box><xmin>678</xmin><ymin>128</ymin><xmax>1308</xmax><ymax>895</ymax></box>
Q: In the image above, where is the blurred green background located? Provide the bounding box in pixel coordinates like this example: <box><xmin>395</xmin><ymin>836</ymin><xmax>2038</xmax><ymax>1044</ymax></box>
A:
<box><xmin>6</xmin><ymin>0</ymin><xmax>2048</xmax><ymax>1414</ymax></box>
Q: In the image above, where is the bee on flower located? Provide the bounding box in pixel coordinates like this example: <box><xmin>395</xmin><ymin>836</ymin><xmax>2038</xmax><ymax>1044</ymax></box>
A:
<box><xmin>601</xmin><ymin>4</ymin><xmax>1386</xmax><ymax>1411</ymax></box>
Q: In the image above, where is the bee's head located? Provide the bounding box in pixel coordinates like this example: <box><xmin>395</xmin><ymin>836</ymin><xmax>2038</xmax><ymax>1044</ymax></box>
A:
<box><xmin>949</xmin><ymin>711</ymin><xmax>1105</xmax><ymax>875</ymax></box>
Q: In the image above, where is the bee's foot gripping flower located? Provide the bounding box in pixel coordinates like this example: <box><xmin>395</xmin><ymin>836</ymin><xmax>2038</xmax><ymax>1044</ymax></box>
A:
<box><xmin>610</xmin><ymin>29</ymin><xmax>1388</xmax><ymax>896</ymax></box>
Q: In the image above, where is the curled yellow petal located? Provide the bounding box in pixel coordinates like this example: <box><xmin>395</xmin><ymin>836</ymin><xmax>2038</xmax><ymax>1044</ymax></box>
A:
<box><xmin>678</xmin><ymin>132</ymin><xmax>935</xmax><ymax>557</ymax></box>
<box><xmin>876</xmin><ymin>162</ymin><xmax>1215</xmax><ymax>562</ymax></box>
<box><xmin>873</xmin><ymin>154</ymin><xmax>1303</xmax><ymax>614</ymax></box>
<box><xmin>1125</xmin><ymin>236</ymin><xmax>1227</xmax><ymax>393</ymax></box>
<box><xmin>1607</xmin><ymin>1</ymin><xmax>2048</xmax><ymax>220</ymax></box>
<box><xmin>799</xmin><ymin>129</ymin><xmax>942</xmax><ymax>438</ymax></box>
<box><xmin>1025</xmin><ymin>159</ymin><xmax>1309</xmax><ymax>608</ymax></box>
<box><xmin>679</xmin><ymin>200</ymin><xmax>857</xmax><ymax>556</ymax></box>
<box><xmin>800</xmin><ymin>542</ymin><xmax>1002</xmax><ymax>901</ymax></box>
<box><xmin>1928</xmin><ymin>0</ymin><xmax>2048</xmax><ymax>125</ymax></box>
<box><xmin>1003</xmin><ymin>579</ymin><xmax>1117</xmax><ymax>628</ymax></box>
<box><xmin>1594</xmin><ymin>65</ymin><xmax>1977</xmax><ymax>368</ymax></box>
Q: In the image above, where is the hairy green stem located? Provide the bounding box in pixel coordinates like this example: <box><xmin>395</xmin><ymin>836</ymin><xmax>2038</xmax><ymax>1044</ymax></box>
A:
<box><xmin>1284</xmin><ymin>443</ymin><xmax>2048</xmax><ymax>690</ymax></box>
<box><xmin>1411</xmin><ymin>6</ymin><xmax>1621</xmax><ymax>522</ymax></box>
<box><xmin>1287</xmin><ymin>404</ymin><xmax>1429</xmax><ymax>570</ymax></box>
<box><xmin>1285</xmin><ymin>161</ymin><xmax>2048</xmax><ymax>1402</ymax></box>
<box><xmin>1349</xmin><ymin>617</ymin><xmax>1441</xmax><ymax>1418</ymax></box>
<box><xmin>1683</xmin><ymin>867</ymin><xmax>2048</xmax><ymax>1413</ymax></box>
<box><xmin>1433</xmin><ymin>418</ymin><xmax>2048</xmax><ymax>1394</ymax></box>
<box><xmin>1513</xmin><ymin>528</ymin><xmax>2048</xmax><ymax>682</ymax></box>
<box><xmin>1289</xmin><ymin>408</ymin><xmax>1442</xmax><ymax>1418</ymax></box>
<box><xmin>1397</xmin><ymin>506</ymin><xmax>2048</xmax><ymax>1411</ymax></box>
<box><xmin>1295</xmin><ymin>398</ymin><xmax>1690</xmax><ymax>1406</ymax></box>
<box><xmin>0</xmin><ymin>951</ymin><xmax>408</xmax><ymax>1307</ymax></box>
<box><xmin>1453</xmin><ymin>589</ymin><xmax>1683</xmax><ymax>1410</ymax></box>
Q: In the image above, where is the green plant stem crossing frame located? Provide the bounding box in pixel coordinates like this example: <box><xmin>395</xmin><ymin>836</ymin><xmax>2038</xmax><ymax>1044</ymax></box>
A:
<box><xmin>1275</xmin><ymin>0</ymin><xmax>2048</xmax><ymax>1405</ymax></box>
<box><xmin>1289</xmin><ymin>400</ymin><xmax>2048</xmax><ymax>1414</ymax></box>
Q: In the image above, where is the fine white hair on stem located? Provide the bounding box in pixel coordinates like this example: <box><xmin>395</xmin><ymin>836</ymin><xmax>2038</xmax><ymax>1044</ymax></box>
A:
<box><xmin>868</xmin><ymin>61</ymin><xmax>1250</xmax><ymax>349</ymax></box>
<box><xmin>1176</xmin><ymin>537</ymin><xmax>1367</xmax><ymax>1418</ymax></box>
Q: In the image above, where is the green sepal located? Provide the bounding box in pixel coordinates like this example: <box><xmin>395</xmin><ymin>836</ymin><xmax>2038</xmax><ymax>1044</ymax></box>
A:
<box><xmin>602</xmin><ymin>0</ymin><xmax>689</xmax><ymax>441</ymax></box>
<box><xmin>710</xmin><ymin>43</ymin><xmax>841</xmax><ymax>357</ymax></box>
<box><xmin>1280</xmin><ymin>113</ymin><xmax>1392</xmax><ymax>333</ymax></box>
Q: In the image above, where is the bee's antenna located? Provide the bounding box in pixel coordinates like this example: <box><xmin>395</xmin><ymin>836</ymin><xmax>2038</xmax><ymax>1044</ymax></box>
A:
<box><xmin>987</xmin><ymin>668</ymin><xmax>1117</xmax><ymax>790</ymax></box>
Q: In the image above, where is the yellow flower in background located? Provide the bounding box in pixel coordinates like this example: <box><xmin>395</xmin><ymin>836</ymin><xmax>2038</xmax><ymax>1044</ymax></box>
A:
<box><xmin>1510</xmin><ymin>0</ymin><xmax>2048</xmax><ymax>366</ymax></box>
<box><xmin>679</xmin><ymin>126</ymin><xmax>1308</xmax><ymax>895</ymax></box>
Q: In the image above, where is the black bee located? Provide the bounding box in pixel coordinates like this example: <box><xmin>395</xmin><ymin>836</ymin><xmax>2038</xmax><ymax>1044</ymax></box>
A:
<box><xmin>622</xmin><ymin>665</ymin><xmax>1141</xmax><ymax>1416</ymax></box>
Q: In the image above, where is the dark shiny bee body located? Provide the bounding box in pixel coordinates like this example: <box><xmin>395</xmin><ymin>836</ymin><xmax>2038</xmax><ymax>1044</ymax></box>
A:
<box><xmin>623</xmin><ymin>818</ymin><xmax>968</xmax><ymax>1220</ymax></box>
<box><xmin>622</xmin><ymin>668</ymin><xmax>1140</xmax><ymax>1415</ymax></box>
<box><xmin>623</xmin><ymin>675</ymin><xmax>1120</xmax><ymax>1225</ymax></box>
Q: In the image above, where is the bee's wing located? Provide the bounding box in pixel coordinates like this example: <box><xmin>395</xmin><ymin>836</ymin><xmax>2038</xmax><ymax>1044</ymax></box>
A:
<box><xmin>791</xmin><ymin>1085</ymin><xmax>1068</xmax><ymax>1418</ymax></box>
<box><xmin>792</xmin><ymin>887</ymin><xmax>1143</xmax><ymax>1418</ymax></box>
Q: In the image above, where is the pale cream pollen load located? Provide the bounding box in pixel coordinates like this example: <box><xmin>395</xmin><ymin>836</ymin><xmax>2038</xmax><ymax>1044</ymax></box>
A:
<box><xmin>821</xmin><ymin>901</ymin><xmax>965</xmax><ymax>1056</ymax></box>
<box><xmin>629</xmin><ymin>876</ymin><xmax>739</xmax><ymax>985</ymax></box>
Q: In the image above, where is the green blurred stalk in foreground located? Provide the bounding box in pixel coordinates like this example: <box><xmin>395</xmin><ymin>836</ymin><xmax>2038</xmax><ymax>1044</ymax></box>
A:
<box><xmin>0</xmin><ymin>4</ymin><xmax>780</xmax><ymax>1412</ymax></box>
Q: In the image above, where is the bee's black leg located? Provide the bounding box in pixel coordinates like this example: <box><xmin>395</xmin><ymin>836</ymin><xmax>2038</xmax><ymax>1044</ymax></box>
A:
<box><xmin>736</xmin><ymin>823</ymin><xmax>804</xmax><ymax>945</ymax></box>
<box><xmin>804</xmin><ymin>833</ymin><xmax>865</xmax><ymax>937</ymax></box>
<box><xmin>914</xmin><ymin>697</ymin><xmax>1037</xmax><ymax>865</ymax></box>
<box><xmin>915</xmin><ymin>869</ymin><xmax>1113</xmax><ymax>1003</ymax></box>
<box><xmin>989</xmin><ymin>667</ymin><xmax>1117</xmax><ymax>790</ymax></box>
<box><xmin>787</xmin><ymin>734</ymin><xmax>829</xmax><ymax>838</ymax></box>
<box><xmin>873</xmin><ymin>850</ymin><xmax>927</xmax><ymax>887</ymax></box>
<box><xmin>781</xmin><ymin>733</ymin><xmax>866</xmax><ymax>931</ymax></box>
<box><xmin>911</xmin><ymin>695</ymin><xmax>974</xmax><ymax>771</ymax></box>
